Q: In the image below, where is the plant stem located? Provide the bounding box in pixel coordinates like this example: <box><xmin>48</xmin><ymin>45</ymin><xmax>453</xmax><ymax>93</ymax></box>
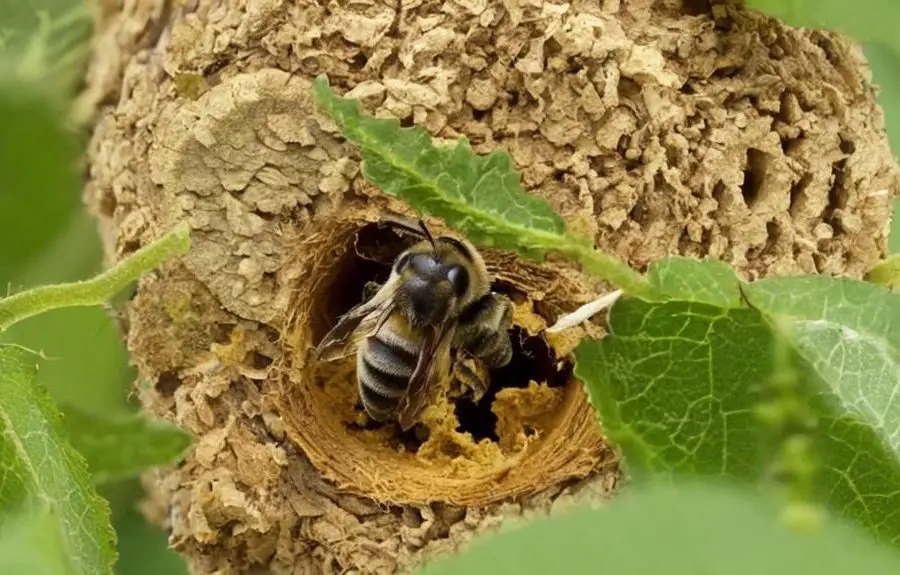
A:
<box><xmin>0</xmin><ymin>222</ymin><xmax>191</xmax><ymax>331</ymax></box>
<box><xmin>864</xmin><ymin>254</ymin><xmax>900</xmax><ymax>288</ymax></box>
<box><xmin>556</xmin><ymin>240</ymin><xmax>659</xmax><ymax>300</ymax></box>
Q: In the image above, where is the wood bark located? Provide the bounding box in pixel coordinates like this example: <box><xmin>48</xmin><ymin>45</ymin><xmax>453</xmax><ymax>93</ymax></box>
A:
<box><xmin>79</xmin><ymin>0</ymin><xmax>899</xmax><ymax>573</ymax></box>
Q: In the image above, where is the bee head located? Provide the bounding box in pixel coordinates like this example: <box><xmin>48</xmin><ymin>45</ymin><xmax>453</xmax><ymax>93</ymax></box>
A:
<box><xmin>391</xmin><ymin>232</ymin><xmax>489</xmax><ymax>327</ymax></box>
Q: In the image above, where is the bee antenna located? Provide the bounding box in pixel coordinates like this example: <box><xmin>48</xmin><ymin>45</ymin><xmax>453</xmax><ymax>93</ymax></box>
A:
<box><xmin>418</xmin><ymin>219</ymin><xmax>437</xmax><ymax>250</ymax></box>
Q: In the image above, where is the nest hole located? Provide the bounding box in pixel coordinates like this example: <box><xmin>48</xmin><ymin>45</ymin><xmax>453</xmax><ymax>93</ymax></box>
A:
<box><xmin>312</xmin><ymin>223</ymin><xmax>575</xmax><ymax>450</ymax></box>
<box><xmin>284</xmin><ymin>216</ymin><xmax>612</xmax><ymax>504</ymax></box>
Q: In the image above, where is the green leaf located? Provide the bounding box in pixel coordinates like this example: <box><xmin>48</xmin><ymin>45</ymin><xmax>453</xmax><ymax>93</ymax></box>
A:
<box><xmin>0</xmin><ymin>505</ymin><xmax>71</xmax><ymax>575</ymax></box>
<box><xmin>574</xmin><ymin>299</ymin><xmax>773</xmax><ymax>479</ymax></box>
<box><xmin>62</xmin><ymin>405</ymin><xmax>193</xmax><ymax>484</ymax></box>
<box><xmin>0</xmin><ymin>345</ymin><xmax>116</xmax><ymax>575</ymax></box>
<box><xmin>576</xmin><ymin>277</ymin><xmax>900</xmax><ymax>546</ymax></box>
<box><xmin>646</xmin><ymin>257</ymin><xmax>743</xmax><ymax>306</ymax></box>
<box><xmin>417</xmin><ymin>480</ymin><xmax>900</xmax><ymax>575</ymax></box>
<box><xmin>0</xmin><ymin>3</ymin><xmax>92</xmax><ymax>96</ymax></box>
<box><xmin>313</xmin><ymin>77</ymin><xmax>566</xmax><ymax>257</ymax></box>
<box><xmin>742</xmin><ymin>276</ymin><xmax>900</xmax><ymax>545</ymax></box>
<box><xmin>742</xmin><ymin>278</ymin><xmax>900</xmax><ymax>434</ymax></box>
<box><xmin>313</xmin><ymin>77</ymin><xmax>657</xmax><ymax>298</ymax></box>
<box><xmin>0</xmin><ymin>1</ymin><xmax>89</xmax><ymax>52</ymax></box>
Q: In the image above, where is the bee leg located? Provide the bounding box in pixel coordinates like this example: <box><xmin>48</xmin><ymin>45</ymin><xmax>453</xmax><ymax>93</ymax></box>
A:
<box><xmin>455</xmin><ymin>293</ymin><xmax>515</xmax><ymax>369</ymax></box>
<box><xmin>454</xmin><ymin>358</ymin><xmax>488</xmax><ymax>402</ymax></box>
<box><xmin>361</xmin><ymin>280</ymin><xmax>382</xmax><ymax>302</ymax></box>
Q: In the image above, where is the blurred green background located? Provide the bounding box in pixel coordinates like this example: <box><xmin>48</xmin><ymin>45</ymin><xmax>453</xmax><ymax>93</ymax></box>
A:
<box><xmin>0</xmin><ymin>1</ymin><xmax>898</xmax><ymax>574</ymax></box>
<box><xmin>0</xmin><ymin>1</ymin><xmax>188</xmax><ymax>574</ymax></box>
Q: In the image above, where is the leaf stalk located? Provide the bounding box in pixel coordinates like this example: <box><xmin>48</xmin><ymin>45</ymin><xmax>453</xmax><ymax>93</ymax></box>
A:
<box><xmin>0</xmin><ymin>222</ymin><xmax>191</xmax><ymax>331</ymax></box>
<box><xmin>555</xmin><ymin>239</ymin><xmax>659</xmax><ymax>299</ymax></box>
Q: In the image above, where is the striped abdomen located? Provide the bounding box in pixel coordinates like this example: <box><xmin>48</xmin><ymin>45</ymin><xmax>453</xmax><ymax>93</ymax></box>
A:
<box><xmin>356</xmin><ymin>314</ymin><xmax>422</xmax><ymax>421</ymax></box>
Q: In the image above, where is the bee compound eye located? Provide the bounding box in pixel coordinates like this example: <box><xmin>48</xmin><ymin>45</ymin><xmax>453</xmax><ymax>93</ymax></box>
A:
<box><xmin>447</xmin><ymin>265</ymin><xmax>469</xmax><ymax>296</ymax></box>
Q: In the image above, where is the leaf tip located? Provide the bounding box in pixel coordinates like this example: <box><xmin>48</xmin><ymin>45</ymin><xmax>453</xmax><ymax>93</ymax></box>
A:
<box><xmin>170</xmin><ymin>221</ymin><xmax>192</xmax><ymax>254</ymax></box>
<box><xmin>312</xmin><ymin>74</ymin><xmax>331</xmax><ymax>104</ymax></box>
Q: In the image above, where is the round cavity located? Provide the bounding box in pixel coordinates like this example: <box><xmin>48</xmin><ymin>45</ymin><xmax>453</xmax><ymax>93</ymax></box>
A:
<box><xmin>278</xmin><ymin>211</ymin><xmax>614</xmax><ymax>506</ymax></box>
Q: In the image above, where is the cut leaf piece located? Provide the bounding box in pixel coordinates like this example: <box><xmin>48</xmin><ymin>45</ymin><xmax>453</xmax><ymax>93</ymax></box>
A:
<box><xmin>418</xmin><ymin>480</ymin><xmax>900</xmax><ymax>575</ymax></box>
<box><xmin>62</xmin><ymin>405</ymin><xmax>193</xmax><ymax>484</ymax></box>
<box><xmin>0</xmin><ymin>344</ymin><xmax>116</xmax><ymax>575</ymax></box>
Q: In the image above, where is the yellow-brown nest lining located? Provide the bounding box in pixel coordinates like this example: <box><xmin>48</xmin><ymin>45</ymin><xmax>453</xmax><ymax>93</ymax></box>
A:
<box><xmin>278</xmin><ymin>209</ymin><xmax>616</xmax><ymax>506</ymax></box>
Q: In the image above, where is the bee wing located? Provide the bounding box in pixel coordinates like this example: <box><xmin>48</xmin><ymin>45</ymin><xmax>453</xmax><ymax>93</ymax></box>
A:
<box><xmin>396</xmin><ymin>320</ymin><xmax>458</xmax><ymax>431</ymax></box>
<box><xmin>315</xmin><ymin>277</ymin><xmax>398</xmax><ymax>362</ymax></box>
<box><xmin>316</xmin><ymin>304</ymin><xmax>394</xmax><ymax>362</ymax></box>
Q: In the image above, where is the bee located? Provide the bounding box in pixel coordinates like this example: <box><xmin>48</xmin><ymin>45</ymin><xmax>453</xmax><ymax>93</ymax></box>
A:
<box><xmin>315</xmin><ymin>217</ymin><xmax>514</xmax><ymax>430</ymax></box>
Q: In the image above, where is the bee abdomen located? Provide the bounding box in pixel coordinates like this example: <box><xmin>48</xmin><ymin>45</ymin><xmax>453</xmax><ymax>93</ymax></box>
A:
<box><xmin>365</xmin><ymin>335</ymin><xmax>417</xmax><ymax>378</ymax></box>
<box><xmin>357</xmin><ymin>333</ymin><xmax>419</xmax><ymax>419</ymax></box>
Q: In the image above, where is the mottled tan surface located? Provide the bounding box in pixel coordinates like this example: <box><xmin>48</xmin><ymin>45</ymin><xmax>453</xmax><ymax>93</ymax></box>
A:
<box><xmin>80</xmin><ymin>0</ymin><xmax>898</xmax><ymax>573</ymax></box>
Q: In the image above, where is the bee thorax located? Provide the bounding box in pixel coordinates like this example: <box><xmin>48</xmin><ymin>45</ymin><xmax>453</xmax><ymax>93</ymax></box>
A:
<box><xmin>398</xmin><ymin>278</ymin><xmax>454</xmax><ymax>326</ymax></box>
